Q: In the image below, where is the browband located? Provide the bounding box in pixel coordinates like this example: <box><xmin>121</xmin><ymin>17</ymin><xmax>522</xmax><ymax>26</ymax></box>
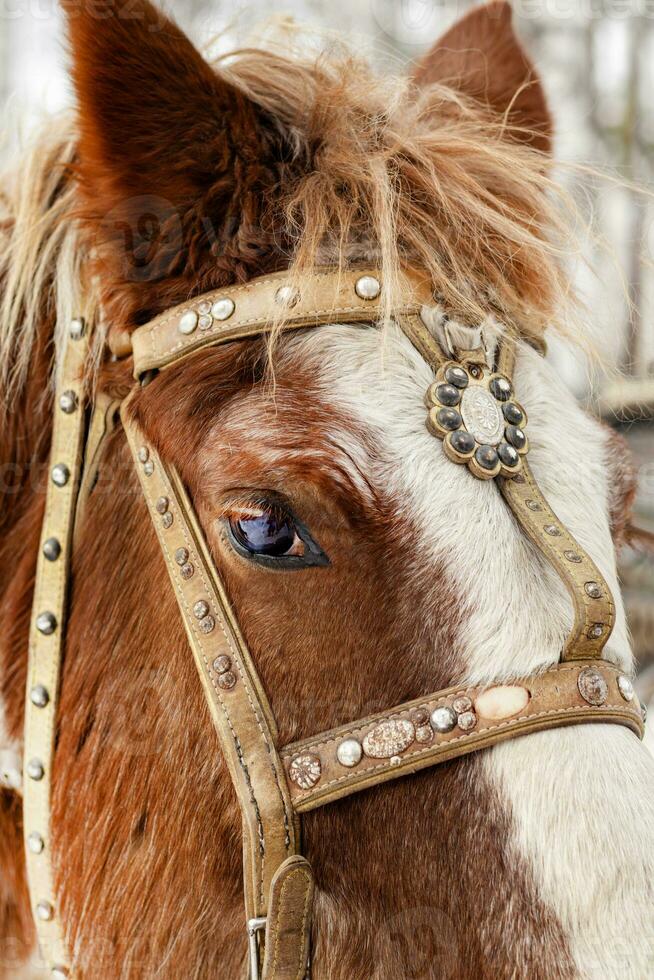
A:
<box><xmin>23</xmin><ymin>266</ymin><xmax>644</xmax><ymax>980</ymax></box>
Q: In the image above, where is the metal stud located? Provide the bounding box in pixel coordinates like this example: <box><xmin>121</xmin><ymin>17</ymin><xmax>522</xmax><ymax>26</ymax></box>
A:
<box><xmin>194</xmin><ymin>600</ymin><xmax>210</xmax><ymax>620</ymax></box>
<box><xmin>564</xmin><ymin>550</ymin><xmax>582</xmax><ymax>563</ymax></box>
<box><xmin>212</xmin><ymin>298</ymin><xmax>236</xmax><ymax>321</ymax></box>
<box><xmin>155</xmin><ymin>497</ymin><xmax>169</xmax><ymax>515</ymax></box>
<box><xmin>59</xmin><ymin>390</ymin><xmax>78</xmax><ymax>414</ymax></box>
<box><xmin>457</xmin><ymin>711</ymin><xmax>477</xmax><ymax>732</ymax></box>
<box><xmin>430</xmin><ymin>705</ymin><xmax>457</xmax><ymax>733</ymax></box>
<box><xmin>161</xmin><ymin>512</ymin><xmax>173</xmax><ymax>529</ymax></box>
<box><xmin>445</xmin><ymin>366</ymin><xmax>469</xmax><ymax>389</ymax></box>
<box><xmin>390</xmin><ymin>755</ymin><xmax>402</xmax><ymax>766</ymax></box>
<box><xmin>336</xmin><ymin>738</ymin><xmax>363</xmax><ymax>768</ymax></box>
<box><xmin>43</xmin><ymin>538</ymin><xmax>61</xmax><ymax>562</ymax></box>
<box><xmin>198</xmin><ymin>314</ymin><xmax>213</xmax><ymax>330</ymax></box>
<box><xmin>180</xmin><ymin>562</ymin><xmax>194</xmax><ymax>580</ymax></box>
<box><xmin>36</xmin><ymin>901</ymin><xmax>54</xmax><ymax>921</ymax></box>
<box><xmin>617</xmin><ymin>675</ymin><xmax>634</xmax><ymax>702</ymax></box>
<box><xmin>138</xmin><ymin>447</ymin><xmax>149</xmax><ymax>464</ymax></box>
<box><xmin>27</xmin><ymin>759</ymin><xmax>44</xmax><ymax>781</ymax></box>
<box><xmin>588</xmin><ymin>623</ymin><xmax>603</xmax><ymax>639</ymax></box>
<box><xmin>452</xmin><ymin>696</ymin><xmax>472</xmax><ymax>714</ymax></box>
<box><xmin>30</xmin><ymin>685</ymin><xmax>50</xmax><ymax>708</ymax></box>
<box><xmin>198</xmin><ymin>615</ymin><xmax>215</xmax><ymax>634</ymax></box>
<box><xmin>544</xmin><ymin>524</ymin><xmax>561</xmax><ymax>536</ymax></box>
<box><xmin>577</xmin><ymin>667</ymin><xmax>608</xmax><ymax>706</ymax></box>
<box><xmin>51</xmin><ymin>464</ymin><xmax>70</xmax><ymax>487</ymax></box>
<box><xmin>178</xmin><ymin>310</ymin><xmax>198</xmax><ymax>335</ymax></box>
<box><xmin>27</xmin><ymin>832</ymin><xmax>45</xmax><ymax>854</ymax></box>
<box><xmin>69</xmin><ymin>317</ymin><xmax>85</xmax><ymax>340</ymax></box>
<box><xmin>213</xmin><ymin>655</ymin><xmax>231</xmax><ymax>674</ymax></box>
<box><xmin>526</xmin><ymin>499</ymin><xmax>541</xmax><ymax>512</ymax></box>
<box><xmin>354</xmin><ymin>275</ymin><xmax>381</xmax><ymax>300</ymax></box>
<box><xmin>217</xmin><ymin>671</ymin><xmax>237</xmax><ymax>691</ymax></box>
<box><xmin>289</xmin><ymin>754</ymin><xmax>322</xmax><ymax>790</ymax></box>
<box><xmin>143</xmin><ymin>460</ymin><xmax>154</xmax><ymax>476</ymax></box>
<box><xmin>198</xmin><ymin>300</ymin><xmax>212</xmax><ymax>315</ymax></box>
<box><xmin>585</xmin><ymin>581</ymin><xmax>602</xmax><ymax>599</ymax></box>
<box><xmin>36</xmin><ymin>612</ymin><xmax>57</xmax><ymax>635</ymax></box>
<box><xmin>174</xmin><ymin>548</ymin><xmax>189</xmax><ymax>566</ymax></box>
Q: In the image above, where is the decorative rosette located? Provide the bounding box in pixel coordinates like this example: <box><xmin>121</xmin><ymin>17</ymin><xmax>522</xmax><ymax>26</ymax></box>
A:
<box><xmin>425</xmin><ymin>360</ymin><xmax>528</xmax><ymax>480</ymax></box>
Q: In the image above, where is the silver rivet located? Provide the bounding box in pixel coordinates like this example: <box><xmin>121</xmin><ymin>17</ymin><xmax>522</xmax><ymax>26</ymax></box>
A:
<box><xmin>28</xmin><ymin>832</ymin><xmax>45</xmax><ymax>854</ymax></box>
<box><xmin>275</xmin><ymin>285</ymin><xmax>300</xmax><ymax>308</ymax></box>
<box><xmin>430</xmin><ymin>706</ymin><xmax>457</xmax><ymax>733</ymax></box>
<box><xmin>174</xmin><ymin>548</ymin><xmax>189</xmax><ymax>566</ymax></box>
<box><xmin>457</xmin><ymin>710</ymin><xmax>477</xmax><ymax>732</ymax></box>
<box><xmin>199</xmin><ymin>615</ymin><xmax>215</xmax><ymax>634</ymax></box>
<box><xmin>526</xmin><ymin>499</ymin><xmax>541</xmax><ymax>512</ymax></box>
<box><xmin>69</xmin><ymin>317</ymin><xmax>85</xmax><ymax>340</ymax></box>
<box><xmin>52</xmin><ymin>968</ymin><xmax>69</xmax><ymax>980</ymax></box>
<box><xmin>588</xmin><ymin>623</ymin><xmax>603</xmax><ymax>639</ymax></box>
<box><xmin>43</xmin><ymin>538</ymin><xmax>61</xmax><ymax>562</ymax></box>
<box><xmin>213</xmin><ymin>655</ymin><xmax>231</xmax><ymax>674</ymax></box>
<box><xmin>178</xmin><ymin>310</ymin><xmax>198</xmax><ymax>335</ymax></box>
<box><xmin>194</xmin><ymin>600</ymin><xmax>210</xmax><ymax>620</ymax></box>
<box><xmin>336</xmin><ymin>738</ymin><xmax>363</xmax><ymax>768</ymax></box>
<box><xmin>564</xmin><ymin>550</ymin><xmax>582</xmax><ymax>563</ymax></box>
<box><xmin>138</xmin><ymin>446</ymin><xmax>149</xmax><ymax>463</ymax></box>
<box><xmin>143</xmin><ymin>460</ymin><xmax>154</xmax><ymax>476</ymax></box>
<box><xmin>390</xmin><ymin>755</ymin><xmax>402</xmax><ymax>766</ymax></box>
<box><xmin>27</xmin><ymin>759</ymin><xmax>44</xmax><ymax>781</ymax></box>
<box><xmin>30</xmin><ymin>685</ymin><xmax>50</xmax><ymax>708</ymax></box>
<box><xmin>161</xmin><ymin>512</ymin><xmax>173</xmax><ymax>529</ymax></box>
<box><xmin>198</xmin><ymin>314</ymin><xmax>213</xmax><ymax>330</ymax></box>
<box><xmin>36</xmin><ymin>612</ymin><xmax>57</xmax><ymax>635</ymax></box>
<box><xmin>59</xmin><ymin>390</ymin><xmax>78</xmax><ymax>414</ymax></box>
<box><xmin>585</xmin><ymin>581</ymin><xmax>602</xmax><ymax>599</ymax></box>
<box><xmin>180</xmin><ymin>562</ymin><xmax>194</xmax><ymax>580</ymax></box>
<box><xmin>217</xmin><ymin>671</ymin><xmax>237</xmax><ymax>690</ymax></box>
<box><xmin>544</xmin><ymin>524</ymin><xmax>561</xmax><ymax>536</ymax></box>
<box><xmin>452</xmin><ymin>696</ymin><xmax>472</xmax><ymax>714</ymax></box>
<box><xmin>198</xmin><ymin>300</ymin><xmax>212</xmax><ymax>315</ymax></box>
<box><xmin>36</xmin><ymin>901</ymin><xmax>54</xmax><ymax>921</ymax></box>
<box><xmin>155</xmin><ymin>497</ymin><xmax>168</xmax><ymax>514</ymax></box>
<box><xmin>51</xmin><ymin>464</ymin><xmax>70</xmax><ymax>487</ymax></box>
<box><xmin>577</xmin><ymin>667</ymin><xmax>608</xmax><ymax>706</ymax></box>
<box><xmin>211</xmin><ymin>298</ymin><xmax>235</xmax><ymax>321</ymax></box>
<box><xmin>355</xmin><ymin>275</ymin><xmax>381</xmax><ymax>300</ymax></box>
<box><xmin>617</xmin><ymin>675</ymin><xmax>634</xmax><ymax>702</ymax></box>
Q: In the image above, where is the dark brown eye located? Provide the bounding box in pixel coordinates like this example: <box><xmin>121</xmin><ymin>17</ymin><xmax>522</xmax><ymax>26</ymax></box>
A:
<box><xmin>230</xmin><ymin>510</ymin><xmax>296</xmax><ymax>557</ymax></box>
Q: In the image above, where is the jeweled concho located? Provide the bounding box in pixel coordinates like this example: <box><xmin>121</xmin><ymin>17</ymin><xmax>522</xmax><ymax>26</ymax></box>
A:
<box><xmin>363</xmin><ymin>719</ymin><xmax>415</xmax><ymax>759</ymax></box>
<box><xmin>288</xmin><ymin>753</ymin><xmax>322</xmax><ymax>790</ymax></box>
<box><xmin>425</xmin><ymin>359</ymin><xmax>529</xmax><ymax>480</ymax></box>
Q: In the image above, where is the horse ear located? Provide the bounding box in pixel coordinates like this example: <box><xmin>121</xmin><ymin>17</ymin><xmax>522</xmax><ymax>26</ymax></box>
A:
<box><xmin>412</xmin><ymin>1</ymin><xmax>552</xmax><ymax>153</ymax></box>
<box><xmin>63</xmin><ymin>0</ymin><xmax>266</xmax><ymax>204</ymax></box>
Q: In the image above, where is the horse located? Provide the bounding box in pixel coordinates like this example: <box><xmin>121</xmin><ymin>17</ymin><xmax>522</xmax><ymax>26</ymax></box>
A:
<box><xmin>1</xmin><ymin>0</ymin><xmax>653</xmax><ymax>976</ymax></box>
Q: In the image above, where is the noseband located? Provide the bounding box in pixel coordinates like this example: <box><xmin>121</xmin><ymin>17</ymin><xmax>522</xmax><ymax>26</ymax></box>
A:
<box><xmin>21</xmin><ymin>268</ymin><xmax>644</xmax><ymax>979</ymax></box>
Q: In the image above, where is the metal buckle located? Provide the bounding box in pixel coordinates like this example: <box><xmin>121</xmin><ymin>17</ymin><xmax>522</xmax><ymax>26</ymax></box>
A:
<box><xmin>247</xmin><ymin>917</ymin><xmax>267</xmax><ymax>980</ymax></box>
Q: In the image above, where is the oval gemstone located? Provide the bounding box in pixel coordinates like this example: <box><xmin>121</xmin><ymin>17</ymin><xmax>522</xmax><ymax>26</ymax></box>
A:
<box><xmin>490</xmin><ymin>376</ymin><xmax>512</xmax><ymax>401</ymax></box>
<box><xmin>474</xmin><ymin>685</ymin><xmax>530</xmax><ymax>720</ymax></box>
<box><xmin>505</xmin><ymin>425</ymin><xmax>526</xmax><ymax>450</ymax></box>
<box><xmin>498</xmin><ymin>442</ymin><xmax>519</xmax><ymax>467</ymax></box>
<box><xmin>436</xmin><ymin>383</ymin><xmax>461</xmax><ymax>407</ymax></box>
<box><xmin>449</xmin><ymin>430</ymin><xmax>475</xmax><ymax>455</ymax></box>
<box><xmin>363</xmin><ymin>719</ymin><xmax>415</xmax><ymax>759</ymax></box>
<box><xmin>437</xmin><ymin>408</ymin><xmax>462</xmax><ymax>431</ymax></box>
<box><xmin>445</xmin><ymin>366</ymin><xmax>469</xmax><ymax>388</ymax></box>
<box><xmin>503</xmin><ymin>402</ymin><xmax>524</xmax><ymax>425</ymax></box>
<box><xmin>475</xmin><ymin>445</ymin><xmax>499</xmax><ymax>471</ymax></box>
<box><xmin>577</xmin><ymin>667</ymin><xmax>608</xmax><ymax>706</ymax></box>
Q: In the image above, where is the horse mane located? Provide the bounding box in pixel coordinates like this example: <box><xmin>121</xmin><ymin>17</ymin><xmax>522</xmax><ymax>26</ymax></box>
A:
<box><xmin>0</xmin><ymin>29</ymin><xmax>582</xmax><ymax>408</ymax></box>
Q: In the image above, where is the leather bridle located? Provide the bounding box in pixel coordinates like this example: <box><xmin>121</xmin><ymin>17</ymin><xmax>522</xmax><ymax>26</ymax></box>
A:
<box><xmin>20</xmin><ymin>267</ymin><xmax>645</xmax><ymax>980</ymax></box>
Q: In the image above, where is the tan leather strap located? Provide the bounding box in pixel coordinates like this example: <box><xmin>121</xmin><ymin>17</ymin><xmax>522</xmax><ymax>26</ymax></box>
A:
<box><xmin>121</xmin><ymin>402</ymin><xmax>301</xmax><ymax>928</ymax></box>
<box><xmin>74</xmin><ymin>390</ymin><xmax>121</xmax><ymax>548</ymax></box>
<box><xmin>23</xmin><ymin>320</ymin><xmax>91</xmax><ymax>979</ymax></box>
<box><xmin>280</xmin><ymin>661</ymin><xmax>643</xmax><ymax>812</ymax></box>
<box><xmin>130</xmin><ymin>268</ymin><xmax>433</xmax><ymax>379</ymax></box>
<box><xmin>261</xmin><ymin>857</ymin><xmax>314</xmax><ymax>980</ymax></box>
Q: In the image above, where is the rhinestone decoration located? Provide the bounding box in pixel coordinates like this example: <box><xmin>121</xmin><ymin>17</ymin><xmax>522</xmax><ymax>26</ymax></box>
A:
<box><xmin>588</xmin><ymin>623</ymin><xmax>603</xmax><ymax>639</ymax></box>
<box><xmin>544</xmin><ymin>524</ymin><xmax>561</xmax><ymax>536</ymax></box>
<box><xmin>198</xmin><ymin>314</ymin><xmax>213</xmax><ymax>330</ymax></box>
<box><xmin>59</xmin><ymin>390</ymin><xmax>78</xmax><ymax>414</ymax></box>
<box><xmin>155</xmin><ymin>497</ymin><xmax>169</xmax><ymax>514</ymax></box>
<box><xmin>143</xmin><ymin>460</ymin><xmax>154</xmax><ymax>476</ymax></box>
<box><xmin>289</xmin><ymin>754</ymin><xmax>322</xmax><ymax>790</ymax></box>
<box><xmin>161</xmin><ymin>512</ymin><xmax>173</xmax><ymax>529</ymax></box>
<box><xmin>27</xmin><ymin>759</ymin><xmax>44</xmax><ymax>781</ymax></box>
<box><xmin>194</xmin><ymin>600</ymin><xmax>210</xmax><ymax>619</ymax></box>
<box><xmin>178</xmin><ymin>310</ymin><xmax>198</xmax><ymax>335</ymax></box>
<box><xmin>36</xmin><ymin>612</ymin><xmax>57</xmax><ymax>635</ymax></box>
<box><xmin>217</xmin><ymin>671</ymin><xmax>237</xmax><ymax>691</ymax></box>
<box><xmin>457</xmin><ymin>711</ymin><xmax>477</xmax><ymax>732</ymax></box>
<box><xmin>336</xmin><ymin>738</ymin><xmax>363</xmax><ymax>768</ymax></box>
<box><xmin>43</xmin><ymin>538</ymin><xmax>61</xmax><ymax>562</ymax></box>
<box><xmin>174</xmin><ymin>548</ymin><xmax>189</xmax><ymax>565</ymax></box>
<box><xmin>362</xmin><ymin>719</ymin><xmax>415</xmax><ymax>759</ymax></box>
<box><xmin>410</xmin><ymin>706</ymin><xmax>430</xmax><ymax>727</ymax></box>
<box><xmin>430</xmin><ymin>706</ymin><xmax>457</xmax><ymax>733</ymax></box>
<box><xmin>180</xmin><ymin>562</ymin><xmax>194</xmax><ymax>580</ymax></box>
<box><xmin>426</xmin><ymin>360</ymin><xmax>528</xmax><ymax>480</ymax></box>
<box><xmin>138</xmin><ymin>447</ymin><xmax>149</xmax><ymax>463</ymax></box>
<box><xmin>30</xmin><ymin>685</ymin><xmax>50</xmax><ymax>708</ymax></box>
<box><xmin>354</xmin><ymin>275</ymin><xmax>381</xmax><ymax>300</ymax></box>
<box><xmin>617</xmin><ymin>675</ymin><xmax>634</xmax><ymax>701</ymax></box>
<box><xmin>198</xmin><ymin>615</ymin><xmax>215</xmax><ymax>634</ymax></box>
<box><xmin>585</xmin><ymin>581</ymin><xmax>602</xmax><ymax>599</ymax></box>
<box><xmin>415</xmin><ymin>725</ymin><xmax>434</xmax><ymax>744</ymax></box>
<box><xmin>212</xmin><ymin>298</ymin><xmax>235</xmax><ymax>321</ymax></box>
<box><xmin>452</xmin><ymin>696</ymin><xmax>472</xmax><ymax>714</ymax></box>
<box><xmin>213</xmin><ymin>655</ymin><xmax>231</xmax><ymax>674</ymax></box>
<box><xmin>51</xmin><ymin>463</ymin><xmax>70</xmax><ymax>487</ymax></box>
<box><xmin>36</xmin><ymin>901</ymin><xmax>54</xmax><ymax>921</ymax></box>
<box><xmin>27</xmin><ymin>832</ymin><xmax>45</xmax><ymax>854</ymax></box>
<box><xmin>564</xmin><ymin>551</ymin><xmax>582</xmax><ymax>563</ymax></box>
<box><xmin>198</xmin><ymin>300</ymin><xmax>212</xmax><ymax>315</ymax></box>
<box><xmin>577</xmin><ymin>667</ymin><xmax>608</xmax><ymax>706</ymax></box>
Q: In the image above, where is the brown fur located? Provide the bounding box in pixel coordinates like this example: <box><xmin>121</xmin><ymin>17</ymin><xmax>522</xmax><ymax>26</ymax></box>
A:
<box><xmin>0</xmin><ymin>1</ymin><xmax>630</xmax><ymax>976</ymax></box>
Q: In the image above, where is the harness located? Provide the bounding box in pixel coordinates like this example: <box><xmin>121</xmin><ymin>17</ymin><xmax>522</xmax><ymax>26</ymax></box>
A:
<box><xmin>20</xmin><ymin>267</ymin><xmax>645</xmax><ymax>979</ymax></box>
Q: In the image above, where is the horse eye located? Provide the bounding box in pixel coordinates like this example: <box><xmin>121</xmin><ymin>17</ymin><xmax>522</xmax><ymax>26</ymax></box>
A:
<box><xmin>226</xmin><ymin>502</ymin><xmax>329</xmax><ymax>570</ymax></box>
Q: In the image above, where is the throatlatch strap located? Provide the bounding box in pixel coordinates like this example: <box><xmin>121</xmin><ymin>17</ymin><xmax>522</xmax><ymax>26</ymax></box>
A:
<box><xmin>23</xmin><ymin>321</ymin><xmax>90</xmax><ymax>978</ymax></box>
<box><xmin>121</xmin><ymin>404</ymin><xmax>308</xmax><ymax>936</ymax></box>
<box><xmin>261</xmin><ymin>857</ymin><xmax>314</xmax><ymax>980</ymax></box>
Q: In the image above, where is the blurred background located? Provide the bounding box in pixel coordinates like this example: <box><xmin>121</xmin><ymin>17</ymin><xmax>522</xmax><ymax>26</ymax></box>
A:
<box><xmin>0</xmin><ymin>0</ymin><xmax>652</xmax><ymax>689</ymax></box>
